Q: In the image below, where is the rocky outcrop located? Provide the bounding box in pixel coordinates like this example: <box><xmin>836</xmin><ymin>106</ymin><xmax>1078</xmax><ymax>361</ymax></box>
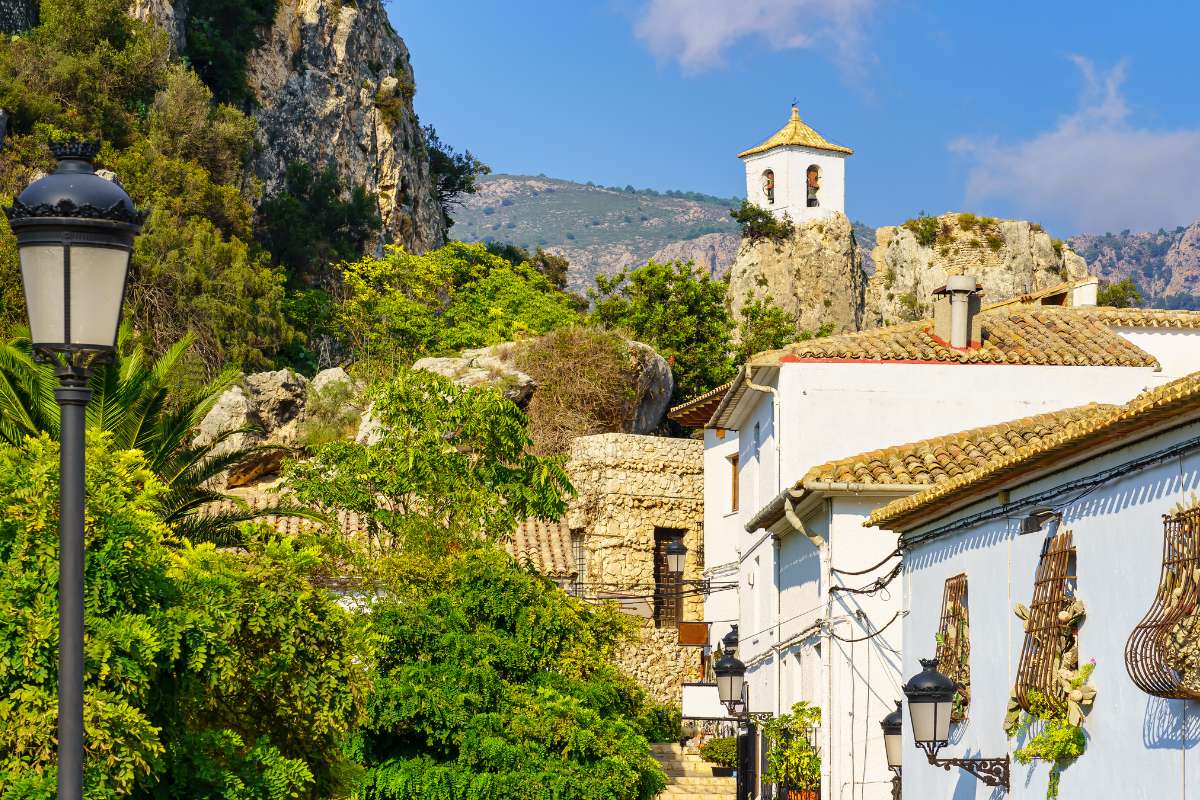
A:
<box><xmin>413</xmin><ymin>344</ymin><xmax>538</xmax><ymax>408</ymax></box>
<box><xmin>414</xmin><ymin>337</ymin><xmax>674</xmax><ymax>435</ymax></box>
<box><xmin>650</xmin><ymin>232</ymin><xmax>740</xmax><ymax>278</ymax></box>
<box><xmin>1070</xmin><ymin>220</ymin><xmax>1200</xmax><ymax>300</ymax></box>
<box><xmin>245</xmin><ymin>0</ymin><xmax>445</xmax><ymax>254</ymax></box>
<box><xmin>195</xmin><ymin>366</ymin><xmax>358</xmax><ymax>487</ymax></box>
<box><xmin>0</xmin><ymin>0</ymin><xmax>37</xmax><ymax>34</ymax></box>
<box><xmin>866</xmin><ymin>215</ymin><xmax>1089</xmax><ymax>327</ymax></box>
<box><xmin>727</xmin><ymin>212</ymin><xmax>865</xmax><ymax>335</ymax></box>
<box><xmin>131</xmin><ymin>0</ymin><xmax>445</xmax><ymax>255</ymax></box>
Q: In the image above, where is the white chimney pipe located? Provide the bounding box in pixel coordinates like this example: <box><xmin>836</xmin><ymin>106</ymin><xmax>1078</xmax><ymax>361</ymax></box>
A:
<box><xmin>946</xmin><ymin>275</ymin><xmax>977</xmax><ymax>349</ymax></box>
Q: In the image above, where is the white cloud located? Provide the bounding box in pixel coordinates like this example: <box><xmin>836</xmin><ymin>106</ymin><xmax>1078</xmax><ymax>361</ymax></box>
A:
<box><xmin>633</xmin><ymin>0</ymin><xmax>877</xmax><ymax>74</ymax></box>
<box><xmin>953</xmin><ymin>57</ymin><xmax>1200</xmax><ymax>233</ymax></box>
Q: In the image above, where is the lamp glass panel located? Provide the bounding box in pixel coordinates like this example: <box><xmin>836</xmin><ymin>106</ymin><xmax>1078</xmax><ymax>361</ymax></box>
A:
<box><xmin>883</xmin><ymin>731</ymin><xmax>902</xmax><ymax>769</ymax></box>
<box><xmin>908</xmin><ymin>700</ymin><xmax>936</xmax><ymax>744</ymax></box>
<box><xmin>20</xmin><ymin>245</ymin><xmax>66</xmax><ymax>345</ymax></box>
<box><xmin>932</xmin><ymin>700</ymin><xmax>952</xmax><ymax>741</ymax></box>
<box><xmin>716</xmin><ymin>671</ymin><xmax>744</xmax><ymax>706</ymax></box>
<box><xmin>69</xmin><ymin>245</ymin><xmax>128</xmax><ymax>349</ymax></box>
<box><xmin>668</xmin><ymin>551</ymin><xmax>685</xmax><ymax>574</ymax></box>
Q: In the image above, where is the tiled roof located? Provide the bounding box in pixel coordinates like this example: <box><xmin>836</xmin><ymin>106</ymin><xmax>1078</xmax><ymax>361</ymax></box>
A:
<box><xmin>1073</xmin><ymin>306</ymin><xmax>1200</xmax><ymax>329</ymax></box>
<box><xmin>195</xmin><ymin>494</ymin><xmax>576</xmax><ymax>579</ymax></box>
<box><xmin>802</xmin><ymin>404</ymin><xmax>1113</xmax><ymax>487</ymax></box>
<box><xmin>668</xmin><ymin>382</ymin><xmax>732</xmax><ymax>427</ymax></box>
<box><xmin>737</xmin><ymin>106</ymin><xmax>853</xmax><ymax>158</ymax></box>
<box><xmin>869</xmin><ymin>372</ymin><xmax>1200</xmax><ymax>530</ymax></box>
<box><xmin>749</xmin><ymin>307</ymin><xmax>1161</xmax><ymax>368</ymax></box>
<box><xmin>982</xmin><ymin>278</ymin><xmax>1094</xmax><ymax>310</ymax></box>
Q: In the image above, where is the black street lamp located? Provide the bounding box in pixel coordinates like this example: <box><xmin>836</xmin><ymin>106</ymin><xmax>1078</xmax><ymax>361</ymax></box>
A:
<box><xmin>902</xmin><ymin>658</ymin><xmax>1009</xmax><ymax>791</ymax></box>
<box><xmin>665</xmin><ymin>537</ymin><xmax>687</xmax><ymax>576</ymax></box>
<box><xmin>880</xmin><ymin>701</ymin><xmax>902</xmax><ymax>800</ymax></box>
<box><xmin>713</xmin><ymin>647</ymin><xmax>770</xmax><ymax>800</ymax></box>
<box><xmin>714</xmin><ymin>648</ymin><xmax>747</xmax><ymax>713</ymax></box>
<box><xmin>4</xmin><ymin>140</ymin><xmax>144</xmax><ymax>800</ymax></box>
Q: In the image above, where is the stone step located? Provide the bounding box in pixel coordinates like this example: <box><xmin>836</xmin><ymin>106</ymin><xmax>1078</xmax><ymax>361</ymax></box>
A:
<box><xmin>657</xmin><ymin>790</ymin><xmax>736</xmax><ymax>800</ymax></box>
<box><xmin>661</xmin><ymin>775</ymin><xmax>735</xmax><ymax>786</ymax></box>
<box><xmin>659</xmin><ymin>765</ymin><xmax>721</xmax><ymax>777</ymax></box>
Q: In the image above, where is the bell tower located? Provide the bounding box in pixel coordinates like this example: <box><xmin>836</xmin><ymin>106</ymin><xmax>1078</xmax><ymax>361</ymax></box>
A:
<box><xmin>738</xmin><ymin>105</ymin><xmax>852</xmax><ymax>223</ymax></box>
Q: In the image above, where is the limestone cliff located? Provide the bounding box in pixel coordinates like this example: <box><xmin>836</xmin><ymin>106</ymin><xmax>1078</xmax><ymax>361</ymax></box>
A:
<box><xmin>726</xmin><ymin>212</ymin><xmax>865</xmax><ymax>335</ymax></box>
<box><xmin>865</xmin><ymin>214</ymin><xmax>1088</xmax><ymax>326</ymax></box>
<box><xmin>132</xmin><ymin>0</ymin><xmax>445</xmax><ymax>253</ymax></box>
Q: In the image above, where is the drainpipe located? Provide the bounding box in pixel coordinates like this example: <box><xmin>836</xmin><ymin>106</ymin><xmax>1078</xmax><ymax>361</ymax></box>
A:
<box><xmin>745</xmin><ymin>377</ymin><xmax>782</xmax><ymax>493</ymax></box>
<box><xmin>774</xmin><ymin>533</ymin><xmax>782</xmax><ymax>717</ymax></box>
<box><xmin>946</xmin><ymin>275</ymin><xmax>976</xmax><ymax>349</ymax></box>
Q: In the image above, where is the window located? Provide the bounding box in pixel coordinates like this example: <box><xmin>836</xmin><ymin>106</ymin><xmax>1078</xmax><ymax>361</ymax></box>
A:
<box><xmin>1126</xmin><ymin>505</ymin><xmax>1200</xmax><ymax>699</ymax></box>
<box><xmin>935</xmin><ymin>573</ymin><xmax>970</xmax><ymax>720</ymax></box>
<box><xmin>1013</xmin><ymin>530</ymin><xmax>1077</xmax><ymax>712</ymax></box>
<box><xmin>761</xmin><ymin>169</ymin><xmax>775</xmax><ymax>204</ymax></box>
<box><xmin>806</xmin><ymin>164</ymin><xmax>820</xmax><ymax>207</ymax></box>
<box><xmin>729</xmin><ymin>454</ymin><xmax>740</xmax><ymax>512</ymax></box>
<box><xmin>653</xmin><ymin>528</ymin><xmax>686</xmax><ymax>627</ymax></box>
<box><xmin>570</xmin><ymin>532</ymin><xmax>586</xmax><ymax>597</ymax></box>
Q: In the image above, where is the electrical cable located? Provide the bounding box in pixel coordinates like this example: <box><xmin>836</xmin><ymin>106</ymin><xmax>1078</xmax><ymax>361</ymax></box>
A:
<box><xmin>831</xmin><ymin>547</ymin><xmax>901</xmax><ymax>576</ymax></box>
<box><xmin>825</xmin><ymin>611</ymin><xmax>904</xmax><ymax>643</ymax></box>
<box><xmin>829</xmin><ymin>562</ymin><xmax>903</xmax><ymax>595</ymax></box>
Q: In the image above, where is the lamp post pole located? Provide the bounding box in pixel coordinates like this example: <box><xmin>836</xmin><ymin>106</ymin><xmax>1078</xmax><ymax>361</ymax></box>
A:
<box><xmin>4</xmin><ymin>140</ymin><xmax>144</xmax><ymax>800</ymax></box>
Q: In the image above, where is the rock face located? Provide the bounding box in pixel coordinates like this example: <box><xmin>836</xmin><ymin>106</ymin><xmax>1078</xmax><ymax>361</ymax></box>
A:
<box><xmin>866</xmin><ymin>215</ymin><xmax>1089</xmax><ymax>327</ymax></box>
<box><xmin>727</xmin><ymin>212</ymin><xmax>866</xmax><ymax>335</ymax></box>
<box><xmin>131</xmin><ymin>0</ymin><xmax>445</xmax><ymax>255</ymax></box>
<box><xmin>245</xmin><ymin>0</ymin><xmax>444</xmax><ymax>254</ymax></box>
<box><xmin>627</xmin><ymin>341</ymin><xmax>674</xmax><ymax>435</ymax></box>
<box><xmin>1070</xmin><ymin>220</ymin><xmax>1200</xmax><ymax>301</ymax></box>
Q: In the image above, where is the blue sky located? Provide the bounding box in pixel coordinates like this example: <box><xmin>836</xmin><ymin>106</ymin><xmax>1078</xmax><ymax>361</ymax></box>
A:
<box><xmin>393</xmin><ymin>1</ymin><xmax>1200</xmax><ymax>236</ymax></box>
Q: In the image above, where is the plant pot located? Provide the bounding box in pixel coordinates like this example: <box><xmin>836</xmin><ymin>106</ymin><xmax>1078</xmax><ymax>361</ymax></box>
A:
<box><xmin>710</xmin><ymin>766</ymin><xmax>734</xmax><ymax>777</ymax></box>
<box><xmin>786</xmin><ymin>790</ymin><xmax>818</xmax><ymax>800</ymax></box>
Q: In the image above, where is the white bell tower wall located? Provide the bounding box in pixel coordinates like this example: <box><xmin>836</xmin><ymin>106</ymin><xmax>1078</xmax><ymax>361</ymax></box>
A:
<box><xmin>742</xmin><ymin>145</ymin><xmax>846</xmax><ymax>223</ymax></box>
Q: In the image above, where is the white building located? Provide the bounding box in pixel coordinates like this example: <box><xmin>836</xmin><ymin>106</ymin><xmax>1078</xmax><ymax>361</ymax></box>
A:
<box><xmin>738</xmin><ymin>105</ymin><xmax>851</xmax><ymax>223</ymax></box>
<box><xmin>869</xmin><ymin>372</ymin><xmax>1200</xmax><ymax>800</ymax></box>
<box><xmin>671</xmin><ymin>290</ymin><xmax>1200</xmax><ymax>799</ymax></box>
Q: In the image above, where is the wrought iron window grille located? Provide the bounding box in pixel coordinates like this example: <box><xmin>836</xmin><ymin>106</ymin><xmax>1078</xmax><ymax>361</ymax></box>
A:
<box><xmin>935</xmin><ymin>573</ymin><xmax>970</xmax><ymax>721</ymax></box>
<box><xmin>1014</xmin><ymin>530</ymin><xmax>1076</xmax><ymax>713</ymax></box>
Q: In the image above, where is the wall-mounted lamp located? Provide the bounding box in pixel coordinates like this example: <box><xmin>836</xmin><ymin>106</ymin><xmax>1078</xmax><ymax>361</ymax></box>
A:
<box><xmin>880</xmin><ymin>701</ymin><xmax>902</xmax><ymax>800</ymax></box>
<box><xmin>1021</xmin><ymin>507</ymin><xmax>1060</xmax><ymax>535</ymax></box>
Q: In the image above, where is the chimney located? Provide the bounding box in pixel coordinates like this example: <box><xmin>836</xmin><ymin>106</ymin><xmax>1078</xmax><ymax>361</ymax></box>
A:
<box><xmin>932</xmin><ymin>275</ymin><xmax>981</xmax><ymax>348</ymax></box>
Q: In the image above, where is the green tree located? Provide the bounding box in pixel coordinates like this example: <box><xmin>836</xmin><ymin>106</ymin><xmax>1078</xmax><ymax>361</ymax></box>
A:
<box><xmin>183</xmin><ymin>0</ymin><xmax>278</xmax><ymax>103</ymax></box>
<box><xmin>285</xmin><ymin>369</ymin><xmax>574</xmax><ymax>556</ymax></box>
<box><xmin>735</xmin><ymin>295</ymin><xmax>798</xmax><ymax>364</ymax></box>
<box><xmin>424</xmin><ymin>125</ymin><xmax>490</xmax><ymax>230</ymax></box>
<box><xmin>730</xmin><ymin>200</ymin><xmax>793</xmax><ymax>242</ymax></box>
<box><xmin>354</xmin><ymin>548</ymin><xmax>668</xmax><ymax>800</ymax></box>
<box><xmin>590</xmin><ymin>260</ymin><xmax>735</xmax><ymax>405</ymax></box>
<box><xmin>0</xmin><ymin>434</ymin><xmax>365</xmax><ymax>799</ymax></box>
<box><xmin>1097</xmin><ymin>277</ymin><xmax>1144</xmax><ymax>308</ymax></box>
<box><xmin>258</xmin><ymin>161</ymin><xmax>383</xmax><ymax>285</ymax></box>
<box><xmin>335</xmin><ymin>241</ymin><xmax>580</xmax><ymax>372</ymax></box>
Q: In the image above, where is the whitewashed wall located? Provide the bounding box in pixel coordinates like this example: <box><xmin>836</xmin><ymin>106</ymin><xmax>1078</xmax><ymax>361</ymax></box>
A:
<box><xmin>741</xmin><ymin>146</ymin><xmax>846</xmax><ymax>223</ymax></box>
<box><xmin>703</xmin><ymin>427</ymin><xmax>741</xmax><ymax>651</ymax></box>
<box><xmin>900</xmin><ymin>420</ymin><xmax>1200</xmax><ymax>800</ymax></box>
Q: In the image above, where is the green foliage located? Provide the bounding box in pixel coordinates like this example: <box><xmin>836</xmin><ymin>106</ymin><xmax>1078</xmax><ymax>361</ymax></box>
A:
<box><xmin>636</xmin><ymin>704</ymin><xmax>683</xmax><ymax>744</ymax></box>
<box><xmin>285</xmin><ymin>369</ymin><xmax>573</xmax><ymax>556</ymax></box>
<box><xmin>903</xmin><ymin>213</ymin><xmax>940</xmax><ymax>248</ymax></box>
<box><xmin>299</xmin><ymin>377</ymin><xmax>363</xmax><ymax>450</ymax></box>
<box><xmin>730</xmin><ymin>200</ymin><xmax>793</xmax><ymax>242</ymax></box>
<box><xmin>1010</xmin><ymin>691</ymin><xmax>1088</xmax><ymax>800</ymax></box>
<box><xmin>183</xmin><ymin>0</ymin><xmax>278</xmax><ymax>103</ymax></box>
<box><xmin>762</xmin><ymin>702</ymin><xmax>821</xmax><ymax>790</ymax></box>
<box><xmin>356</xmin><ymin>548</ymin><xmax>668</xmax><ymax>800</ymax></box>
<box><xmin>896</xmin><ymin>291</ymin><xmax>927</xmax><ymax>322</ymax></box>
<box><xmin>258</xmin><ymin>162</ymin><xmax>382</xmax><ymax>284</ymax></box>
<box><xmin>0</xmin><ymin>434</ymin><xmax>365</xmax><ymax>798</ymax></box>
<box><xmin>335</xmin><ymin>241</ymin><xmax>581</xmax><ymax>373</ymax></box>
<box><xmin>735</xmin><ymin>294</ymin><xmax>798</xmax><ymax>364</ymax></box>
<box><xmin>1097</xmin><ymin>277</ymin><xmax>1144</xmax><ymax>308</ymax></box>
<box><xmin>424</xmin><ymin>125</ymin><xmax>490</xmax><ymax>229</ymax></box>
<box><xmin>698</xmin><ymin>737</ymin><xmax>738</xmax><ymax>769</ymax></box>
<box><xmin>590</xmin><ymin>260</ymin><xmax>735</xmax><ymax>406</ymax></box>
<box><xmin>486</xmin><ymin>241</ymin><xmax>575</xmax><ymax>294</ymax></box>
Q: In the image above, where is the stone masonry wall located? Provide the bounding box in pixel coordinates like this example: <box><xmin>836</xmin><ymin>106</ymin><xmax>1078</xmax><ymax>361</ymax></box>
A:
<box><xmin>566</xmin><ymin>433</ymin><xmax>705</xmax><ymax>705</ymax></box>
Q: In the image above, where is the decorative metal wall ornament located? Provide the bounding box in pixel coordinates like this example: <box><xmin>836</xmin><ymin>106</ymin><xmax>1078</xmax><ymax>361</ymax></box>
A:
<box><xmin>935</xmin><ymin>573</ymin><xmax>970</xmax><ymax>720</ymax></box>
<box><xmin>1013</xmin><ymin>530</ymin><xmax>1076</xmax><ymax>713</ymax></box>
<box><xmin>1125</xmin><ymin>506</ymin><xmax>1200</xmax><ymax>699</ymax></box>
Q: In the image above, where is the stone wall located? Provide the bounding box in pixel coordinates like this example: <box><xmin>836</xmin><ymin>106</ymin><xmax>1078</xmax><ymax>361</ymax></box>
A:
<box><xmin>565</xmin><ymin>433</ymin><xmax>705</xmax><ymax>705</ymax></box>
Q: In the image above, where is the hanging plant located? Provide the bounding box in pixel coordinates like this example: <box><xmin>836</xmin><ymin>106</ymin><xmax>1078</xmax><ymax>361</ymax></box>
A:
<box><xmin>1005</xmin><ymin>597</ymin><xmax>1096</xmax><ymax>800</ymax></box>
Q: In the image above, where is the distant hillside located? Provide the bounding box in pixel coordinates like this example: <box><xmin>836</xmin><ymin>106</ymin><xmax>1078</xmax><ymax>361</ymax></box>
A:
<box><xmin>1070</xmin><ymin>221</ymin><xmax>1200</xmax><ymax>307</ymax></box>
<box><xmin>452</xmin><ymin>174</ymin><xmax>876</xmax><ymax>290</ymax></box>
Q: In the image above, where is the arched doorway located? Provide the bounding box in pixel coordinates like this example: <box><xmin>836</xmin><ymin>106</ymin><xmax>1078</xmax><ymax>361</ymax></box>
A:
<box><xmin>761</xmin><ymin>169</ymin><xmax>775</xmax><ymax>204</ymax></box>
<box><xmin>806</xmin><ymin>165</ymin><xmax>820</xmax><ymax>207</ymax></box>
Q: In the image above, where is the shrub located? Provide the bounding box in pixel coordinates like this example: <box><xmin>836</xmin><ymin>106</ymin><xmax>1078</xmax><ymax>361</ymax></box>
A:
<box><xmin>897</xmin><ymin>291</ymin><xmax>926</xmax><ymax>321</ymax></box>
<box><xmin>762</xmin><ymin>702</ymin><xmax>821</xmax><ymax>791</ymax></box>
<box><xmin>638</xmin><ymin>704</ymin><xmax>683</xmax><ymax>744</ymax></box>
<box><xmin>903</xmin><ymin>214</ymin><xmax>939</xmax><ymax>247</ymax></box>
<box><xmin>699</xmin><ymin>737</ymin><xmax>738</xmax><ymax>769</ymax></box>
<box><xmin>731</xmin><ymin>200</ymin><xmax>793</xmax><ymax>242</ymax></box>
<box><xmin>184</xmin><ymin>0</ymin><xmax>278</xmax><ymax>103</ymax></box>
<box><xmin>299</xmin><ymin>378</ymin><xmax>362</xmax><ymax>450</ymax></box>
<box><xmin>1097</xmin><ymin>277</ymin><xmax>1143</xmax><ymax>308</ymax></box>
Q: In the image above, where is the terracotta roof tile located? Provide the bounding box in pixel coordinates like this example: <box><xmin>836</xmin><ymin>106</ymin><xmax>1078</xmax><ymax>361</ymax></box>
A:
<box><xmin>195</xmin><ymin>494</ymin><xmax>576</xmax><ymax>579</ymax></box>
<box><xmin>668</xmin><ymin>381</ymin><xmax>733</xmax><ymax>427</ymax></box>
<box><xmin>869</xmin><ymin>372</ymin><xmax>1200</xmax><ymax>530</ymax></box>
<box><xmin>802</xmin><ymin>404</ymin><xmax>1112</xmax><ymax>488</ymax></box>
<box><xmin>1073</xmin><ymin>306</ymin><xmax>1200</xmax><ymax>329</ymax></box>
<box><xmin>749</xmin><ymin>307</ymin><xmax>1160</xmax><ymax>368</ymax></box>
